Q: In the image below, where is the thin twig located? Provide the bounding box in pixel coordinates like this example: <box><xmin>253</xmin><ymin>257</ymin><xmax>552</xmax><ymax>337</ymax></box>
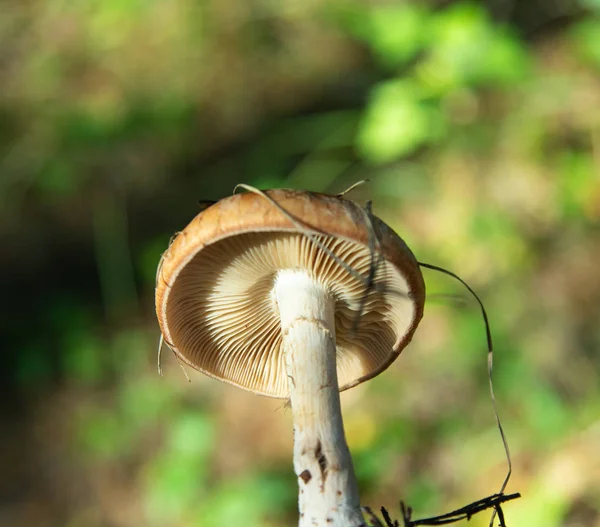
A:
<box><xmin>338</xmin><ymin>179</ymin><xmax>370</xmax><ymax>198</ymax></box>
<box><xmin>156</xmin><ymin>330</ymin><xmax>191</xmax><ymax>382</ymax></box>
<box><xmin>417</xmin><ymin>262</ymin><xmax>513</xmax><ymax>524</ymax></box>
<box><xmin>398</xmin><ymin>493</ymin><xmax>521</xmax><ymax>526</ymax></box>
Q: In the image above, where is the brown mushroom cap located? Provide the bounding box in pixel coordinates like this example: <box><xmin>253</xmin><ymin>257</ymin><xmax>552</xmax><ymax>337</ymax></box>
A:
<box><xmin>156</xmin><ymin>189</ymin><xmax>425</xmax><ymax>398</ymax></box>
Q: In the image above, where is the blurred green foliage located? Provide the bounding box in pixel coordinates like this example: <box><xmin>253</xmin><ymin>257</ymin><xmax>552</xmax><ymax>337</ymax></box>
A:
<box><xmin>2</xmin><ymin>1</ymin><xmax>600</xmax><ymax>526</ymax></box>
<box><xmin>348</xmin><ymin>2</ymin><xmax>531</xmax><ymax>162</ymax></box>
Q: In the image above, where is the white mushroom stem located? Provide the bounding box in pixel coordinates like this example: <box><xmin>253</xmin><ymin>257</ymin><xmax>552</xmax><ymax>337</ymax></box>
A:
<box><xmin>274</xmin><ymin>269</ymin><xmax>365</xmax><ymax>527</ymax></box>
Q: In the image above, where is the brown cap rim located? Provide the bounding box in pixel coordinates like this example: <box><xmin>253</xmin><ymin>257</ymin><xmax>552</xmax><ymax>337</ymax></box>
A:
<box><xmin>155</xmin><ymin>189</ymin><xmax>425</xmax><ymax>395</ymax></box>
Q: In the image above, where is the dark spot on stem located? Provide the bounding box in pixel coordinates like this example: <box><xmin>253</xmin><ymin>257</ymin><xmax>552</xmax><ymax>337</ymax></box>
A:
<box><xmin>299</xmin><ymin>470</ymin><xmax>312</xmax><ymax>484</ymax></box>
<box><xmin>315</xmin><ymin>440</ymin><xmax>328</xmax><ymax>480</ymax></box>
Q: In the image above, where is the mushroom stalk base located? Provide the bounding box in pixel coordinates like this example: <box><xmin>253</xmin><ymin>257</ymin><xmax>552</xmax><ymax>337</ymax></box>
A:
<box><xmin>275</xmin><ymin>270</ymin><xmax>364</xmax><ymax>527</ymax></box>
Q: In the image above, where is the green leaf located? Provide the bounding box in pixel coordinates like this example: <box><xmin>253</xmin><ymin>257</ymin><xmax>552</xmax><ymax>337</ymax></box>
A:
<box><xmin>525</xmin><ymin>383</ymin><xmax>571</xmax><ymax>442</ymax></box>
<box><xmin>77</xmin><ymin>407</ymin><xmax>134</xmax><ymax>460</ymax></box>
<box><xmin>571</xmin><ymin>17</ymin><xmax>600</xmax><ymax>68</ymax></box>
<box><xmin>558</xmin><ymin>151</ymin><xmax>597</xmax><ymax>220</ymax></box>
<box><xmin>580</xmin><ymin>0</ymin><xmax>600</xmax><ymax>12</ymax></box>
<box><xmin>37</xmin><ymin>159</ymin><xmax>78</xmax><ymax>198</ymax></box>
<box><xmin>365</xmin><ymin>5</ymin><xmax>430</xmax><ymax>67</ymax></box>
<box><xmin>61</xmin><ymin>331</ymin><xmax>106</xmax><ymax>385</ymax></box>
<box><xmin>357</xmin><ymin>80</ymin><xmax>445</xmax><ymax>163</ymax></box>
<box><xmin>195</xmin><ymin>478</ymin><xmax>277</xmax><ymax>527</ymax></box>
<box><xmin>145</xmin><ymin>455</ymin><xmax>206</xmax><ymax>524</ymax></box>
<box><xmin>111</xmin><ymin>329</ymin><xmax>150</xmax><ymax>375</ymax></box>
<box><xmin>167</xmin><ymin>412</ymin><xmax>215</xmax><ymax>459</ymax></box>
<box><xmin>118</xmin><ymin>377</ymin><xmax>173</xmax><ymax>430</ymax></box>
<box><xmin>419</xmin><ymin>3</ymin><xmax>528</xmax><ymax>92</ymax></box>
<box><xmin>478</xmin><ymin>30</ymin><xmax>530</xmax><ymax>84</ymax></box>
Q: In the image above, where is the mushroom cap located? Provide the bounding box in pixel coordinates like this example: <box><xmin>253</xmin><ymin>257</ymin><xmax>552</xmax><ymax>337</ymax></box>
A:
<box><xmin>156</xmin><ymin>189</ymin><xmax>425</xmax><ymax>398</ymax></box>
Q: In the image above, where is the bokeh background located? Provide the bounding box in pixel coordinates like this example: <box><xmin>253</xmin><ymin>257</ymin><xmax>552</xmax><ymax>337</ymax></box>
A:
<box><xmin>2</xmin><ymin>1</ymin><xmax>599</xmax><ymax>526</ymax></box>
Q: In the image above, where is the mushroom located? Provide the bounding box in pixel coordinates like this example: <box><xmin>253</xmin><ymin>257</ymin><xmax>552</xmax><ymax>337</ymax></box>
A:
<box><xmin>155</xmin><ymin>188</ymin><xmax>425</xmax><ymax>527</ymax></box>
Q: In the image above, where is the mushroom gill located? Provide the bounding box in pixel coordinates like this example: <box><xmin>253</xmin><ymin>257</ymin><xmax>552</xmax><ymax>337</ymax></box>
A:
<box><xmin>166</xmin><ymin>231</ymin><xmax>415</xmax><ymax>397</ymax></box>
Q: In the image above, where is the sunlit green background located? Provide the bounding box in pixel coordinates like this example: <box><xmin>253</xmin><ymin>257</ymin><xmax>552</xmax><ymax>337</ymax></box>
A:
<box><xmin>2</xmin><ymin>1</ymin><xmax>599</xmax><ymax>526</ymax></box>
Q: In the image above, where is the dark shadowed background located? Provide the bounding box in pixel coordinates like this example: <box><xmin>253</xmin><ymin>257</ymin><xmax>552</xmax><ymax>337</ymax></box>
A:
<box><xmin>1</xmin><ymin>1</ymin><xmax>599</xmax><ymax>526</ymax></box>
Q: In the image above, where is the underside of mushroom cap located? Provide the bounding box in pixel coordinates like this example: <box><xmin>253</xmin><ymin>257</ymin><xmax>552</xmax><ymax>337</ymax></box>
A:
<box><xmin>156</xmin><ymin>189</ymin><xmax>425</xmax><ymax>398</ymax></box>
